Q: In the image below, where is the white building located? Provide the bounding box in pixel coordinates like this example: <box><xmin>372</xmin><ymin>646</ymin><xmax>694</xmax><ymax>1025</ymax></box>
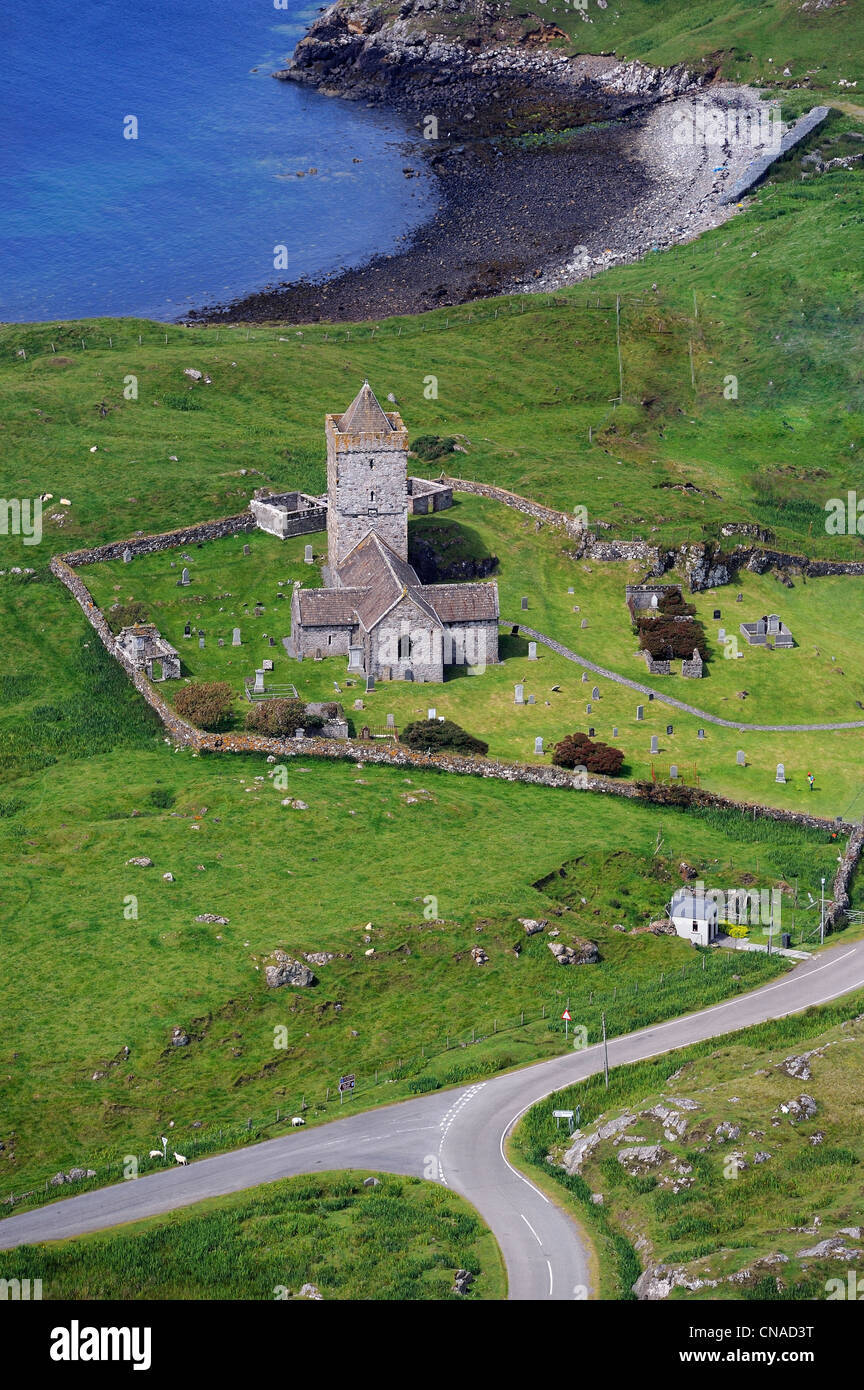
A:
<box><xmin>668</xmin><ymin>887</ymin><xmax>720</xmax><ymax>947</ymax></box>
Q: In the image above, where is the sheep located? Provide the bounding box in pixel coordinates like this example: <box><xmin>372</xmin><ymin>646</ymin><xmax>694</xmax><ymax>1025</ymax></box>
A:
<box><xmin>173</xmin><ymin>1152</ymin><xmax>188</xmax><ymax>1166</ymax></box>
<box><xmin>148</xmin><ymin>1150</ymin><xmax>164</xmax><ymax>1159</ymax></box>
<box><xmin>290</xmin><ymin>1116</ymin><xmax>305</xmax><ymax>1127</ymax></box>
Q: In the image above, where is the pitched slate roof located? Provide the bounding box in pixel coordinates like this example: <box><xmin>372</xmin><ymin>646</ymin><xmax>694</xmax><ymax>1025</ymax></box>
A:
<box><xmin>295</xmin><ymin>588</ymin><xmax>363</xmax><ymax>627</ymax></box>
<box><xmin>336</xmin><ymin>381</ymin><xmax>393</xmax><ymax>435</ymax></box>
<box><xmin>422</xmin><ymin>583</ymin><xmax>500</xmax><ymax>623</ymax></box>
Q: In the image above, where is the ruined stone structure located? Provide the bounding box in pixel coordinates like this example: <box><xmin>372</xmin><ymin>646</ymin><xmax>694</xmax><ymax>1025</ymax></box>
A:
<box><xmin>288</xmin><ymin>383</ymin><xmax>498</xmax><ymax>682</ymax></box>
<box><xmin>115</xmin><ymin>624</ymin><xmax>181</xmax><ymax>681</ymax></box>
<box><xmin>740</xmin><ymin>613</ymin><xmax>794</xmax><ymax>648</ymax></box>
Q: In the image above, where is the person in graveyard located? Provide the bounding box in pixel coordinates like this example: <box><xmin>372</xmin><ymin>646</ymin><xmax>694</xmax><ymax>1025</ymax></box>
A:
<box><xmin>807</xmin><ymin>771</ymin><xmax>815</xmax><ymax>792</ymax></box>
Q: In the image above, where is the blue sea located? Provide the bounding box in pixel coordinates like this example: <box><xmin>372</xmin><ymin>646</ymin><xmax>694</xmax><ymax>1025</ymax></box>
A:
<box><xmin>0</xmin><ymin>1</ymin><xmax>436</xmax><ymax>323</ymax></box>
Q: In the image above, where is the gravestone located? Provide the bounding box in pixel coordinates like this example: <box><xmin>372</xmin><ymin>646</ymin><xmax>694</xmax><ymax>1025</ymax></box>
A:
<box><xmin>217</xmin><ymin>637</ymin><xmax>224</xmax><ymax>648</ymax></box>
<box><xmin>254</xmin><ymin>670</ymin><xmax>265</xmax><ymax>694</ymax></box>
<box><xmin>592</xmin><ymin>686</ymin><xmax>600</xmax><ymax>700</ymax></box>
<box><xmin>515</xmin><ymin>683</ymin><xmax>524</xmax><ymax>704</ymax></box>
<box><xmin>636</xmin><ymin>705</ymin><xmax>644</xmax><ymax>720</ymax></box>
<box><xmin>243</xmin><ymin>543</ymin><xmax>250</xmax><ymax>556</ymax></box>
<box><xmin>650</xmin><ymin>736</ymin><xmax>659</xmax><ymax>753</ymax></box>
<box><xmin>184</xmin><ymin>622</ymin><xmax>192</xmax><ymax>638</ymax></box>
<box><xmin>534</xmin><ymin>736</ymin><xmax>544</xmax><ymax>754</ymax></box>
<box><xmin>612</xmin><ymin>727</ymin><xmax>618</xmax><ymax>738</ymax></box>
<box><xmin>670</xmin><ymin>764</ymin><xmax>679</xmax><ymax>779</ymax></box>
<box><xmin>386</xmin><ymin>713</ymin><xmax>395</xmax><ymax>728</ymax></box>
<box><xmin>232</xmin><ymin>628</ymin><xmax>241</xmax><ymax>646</ymax></box>
<box><xmin>580</xmin><ymin>619</ymin><xmax>588</xmax><ymax>629</ymax></box>
<box><xmin>776</xmin><ymin>763</ymin><xmax>786</xmax><ymax>783</ymax></box>
<box><xmin>122</xmin><ymin>548</ymin><xmax>132</xmax><ymax>564</ymax></box>
<box><xmin>567</xmin><ymin>587</ymin><xmax>575</xmax><ymax>595</ymax></box>
<box><xmin>648</xmin><ymin>693</ymin><xmax>654</xmax><ymax>701</ymax></box>
<box><xmin>304</xmin><ymin>545</ymin><xmax>314</xmax><ymax>564</ymax></box>
<box><xmin>582</xmin><ymin>673</ymin><xmax>588</xmax><ymax>683</ymax></box>
<box><xmin>528</xmin><ymin>642</ymin><xmax>537</xmax><ymax>661</ymax></box>
<box><xmin>269</xmin><ymin>636</ymin><xmax>276</xmax><ymax>647</ymax></box>
<box><xmin>666</xmin><ymin>725</ymin><xmax>673</xmax><ymax>736</ymax></box>
<box><xmin>427</xmin><ymin>708</ymin><xmax>437</xmax><ymax>721</ymax></box>
<box><xmin>736</xmin><ymin>593</ymin><xmax>743</xmax><ymax>602</ymax></box>
<box><xmin>736</xmin><ymin>750</ymin><xmax>746</xmax><ymax>766</ymax></box>
<box><xmin>718</xmin><ymin>628</ymin><xmax>726</xmax><ymax>641</ymax></box>
<box><xmin>697</xmin><ymin>729</ymin><xmax>705</xmax><ymax>739</ymax></box>
<box><xmin>713</xmin><ymin>609</ymin><xmax>721</xmax><ymax>620</ymax></box>
<box><xmin>263</xmin><ymin>659</ymin><xmax>274</xmax><ymax>672</ymax></box>
<box><xmin>180</xmin><ymin>568</ymin><xmax>190</xmax><ymax>586</ymax></box>
<box><xmin>527</xmin><ymin>694</ymin><xmax>535</xmax><ymax>705</ymax></box>
<box><xmin>198</xmin><ymin>637</ymin><xmax>205</xmax><ymax>649</ymax></box>
<box><xmin>521</xmin><ymin>597</ymin><xmax>528</xmax><ymax>610</ymax></box>
<box><xmin>586</xmin><ymin>704</ymin><xmax>592</xmax><ymax>714</ymax></box>
<box><xmin>295</xmin><ymin>728</ymin><xmax>305</xmax><ymax>739</ymax></box>
<box><xmin>354</xmin><ymin>699</ymin><xmax>364</xmax><ymax>711</ymax></box>
<box><xmin>170</xmin><ymin>560</ymin><xmax>176</xmax><ymax>568</ymax></box>
<box><xmin>365</xmin><ymin>676</ymin><xmax>375</xmax><ymax>693</ymax></box>
<box><xmin>650</xmin><ymin>594</ymin><xmax>658</xmax><ymax>609</ymax></box>
<box><xmin>588</xmin><ymin>727</ymin><xmax>595</xmax><ymax>737</ymax></box>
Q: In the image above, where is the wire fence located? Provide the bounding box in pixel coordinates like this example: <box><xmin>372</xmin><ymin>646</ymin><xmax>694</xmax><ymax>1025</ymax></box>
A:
<box><xmin>3</xmin><ymin>290</ymin><xmax>659</xmax><ymax>365</ymax></box>
<box><xmin>1</xmin><ymin>946</ymin><xmax>786</xmax><ymax>1212</ymax></box>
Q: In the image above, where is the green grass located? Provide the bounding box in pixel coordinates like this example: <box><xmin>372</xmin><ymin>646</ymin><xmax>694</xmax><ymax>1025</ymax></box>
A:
<box><xmin>6</xmin><ymin>744</ymin><xmax>849</xmax><ymax>1205</ymax></box>
<box><xmin>0</xmin><ymin>1171</ymin><xmax>505</xmax><ymax>1300</ymax></box>
<box><xmin>513</xmin><ymin>994</ymin><xmax>864</xmax><ymax>1299</ymax></box>
<box><xmin>77</xmin><ymin>494</ymin><xmax>864</xmax><ymax>817</ymax></box>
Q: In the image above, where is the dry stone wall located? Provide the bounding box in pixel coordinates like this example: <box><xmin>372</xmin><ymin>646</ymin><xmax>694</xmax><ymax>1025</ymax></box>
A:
<box><xmin>59</xmin><ymin>510</ymin><xmax>256</xmax><ymax>567</ymax></box>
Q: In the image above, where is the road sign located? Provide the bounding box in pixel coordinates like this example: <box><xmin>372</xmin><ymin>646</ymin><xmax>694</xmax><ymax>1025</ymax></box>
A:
<box><xmin>561</xmin><ymin>1010</ymin><xmax>572</xmax><ymax>1022</ymax></box>
<box><xmin>553</xmin><ymin>1110</ymin><xmax>574</xmax><ymax>1119</ymax></box>
<box><xmin>338</xmin><ymin>1074</ymin><xmax>355</xmax><ymax>1093</ymax></box>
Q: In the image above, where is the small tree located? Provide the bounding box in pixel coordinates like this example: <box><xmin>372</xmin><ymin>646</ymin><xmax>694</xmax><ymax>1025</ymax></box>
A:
<box><xmin>552</xmin><ymin>732</ymin><xmax>624</xmax><ymax>776</ymax></box>
<box><xmin>174</xmin><ymin>681</ymin><xmax>234</xmax><ymax>731</ymax></box>
<box><xmin>245</xmin><ymin>698</ymin><xmax>323</xmax><ymax>738</ymax></box>
<box><xmin>400</xmin><ymin>718</ymin><xmax>488</xmax><ymax>756</ymax></box>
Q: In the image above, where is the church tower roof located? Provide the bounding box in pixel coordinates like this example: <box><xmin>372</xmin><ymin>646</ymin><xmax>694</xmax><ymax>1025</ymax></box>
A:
<box><xmin>336</xmin><ymin>380</ymin><xmax>394</xmax><ymax>435</ymax></box>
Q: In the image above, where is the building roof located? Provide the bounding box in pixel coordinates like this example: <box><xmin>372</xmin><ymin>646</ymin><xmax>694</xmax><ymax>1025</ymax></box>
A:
<box><xmin>422</xmin><ymin>583</ymin><xmax>500</xmax><ymax>623</ymax></box>
<box><xmin>295</xmin><ymin>588</ymin><xmax>362</xmax><ymax>627</ymax></box>
<box><xmin>670</xmin><ymin>888</ymin><xmax>715</xmax><ymax>920</ymax></box>
<box><xmin>335</xmin><ymin>381</ymin><xmax>394</xmax><ymax>435</ymax></box>
<box><xmin>336</xmin><ymin>532</ymin><xmax>438</xmax><ymax>632</ymax></box>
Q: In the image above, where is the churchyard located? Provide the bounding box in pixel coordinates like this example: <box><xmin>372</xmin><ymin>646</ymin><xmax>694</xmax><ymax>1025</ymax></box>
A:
<box><xmin>78</xmin><ymin>492</ymin><xmax>864</xmax><ymax>819</ymax></box>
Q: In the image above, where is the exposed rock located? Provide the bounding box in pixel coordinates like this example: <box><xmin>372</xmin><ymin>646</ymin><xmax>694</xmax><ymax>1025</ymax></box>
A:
<box><xmin>799</xmin><ymin>1236</ymin><xmax>860</xmax><ymax>1260</ymax></box>
<box><xmin>126</xmin><ymin>856</ymin><xmax>153</xmax><ymax>867</ymax></box>
<box><xmin>304</xmin><ymin>952</ymin><xmax>337</xmax><ymax>966</ymax></box>
<box><xmin>632</xmin><ymin>1264</ymin><xmax>718</xmax><ymax>1300</ymax></box>
<box><xmin>470</xmin><ymin>945</ymin><xmax>489</xmax><ymax>965</ymax></box>
<box><xmin>519</xmin><ymin>917</ymin><xmax>547</xmax><ymax>935</ymax></box>
<box><xmin>452</xmin><ymin>1269</ymin><xmax>474</xmax><ymax>1296</ymax></box>
<box><xmin>363</xmin><ymin>1176</ymin><xmax>381</xmax><ymax>1187</ymax></box>
<box><xmin>714</xmin><ymin>1121</ymin><xmax>741</xmax><ymax>1142</ymax></box>
<box><xmin>779</xmin><ymin>1094</ymin><xmax>818</xmax><ymax>1121</ymax></box>
<box><xmin>265</xmin><ymin>951</ymin><xmax>317</xmax><ymax>989</ymax></box>
<box><xmin>162</xmin><ymin>872</ymin><xmax>175</xmax><ymax>882</ymax></box>
<box><xmin>776</xmin><ymin>1052</ymin><xmax>815</xmax><ymax>1081</ymax></box>
<box><xmin>195</xmin><ymin>913</ymin><xmax>229</xmax><ymax>925</ymax></box>
<box><xmin>753</xmin><ymin>1151</ymin><xmax>773</xmax><ymax>1164</ymax></box>
<box><xmin>617</xmin><ymin>1144</ymin><xmax>666</xmax><ymax>1172</ymax></box>
<box><xmin>171</xmin><ymin>1027</ymin><xmax>190</xmax><ymax>1047</ymax></box>
<box><xmin>548</xmin><ymin>936</ymin><xmax>599</xmax><ymax>965</ymax></box>
<box><xmin>299</xmin><ymin>1282</ymin><xmax>323</xmax><ymax>1299</ymax></box>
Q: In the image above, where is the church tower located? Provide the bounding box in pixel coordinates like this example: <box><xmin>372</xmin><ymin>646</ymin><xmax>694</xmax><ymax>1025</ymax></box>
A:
<box><xmin>325</xmin><ymin>382</ymin><xmax>409</xmax><ymax>571</ymax></box>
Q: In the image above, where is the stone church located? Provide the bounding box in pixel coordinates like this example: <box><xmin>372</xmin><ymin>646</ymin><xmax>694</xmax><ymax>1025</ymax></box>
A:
<box><xmin>288</xmin><ymin>382</ymin><xmax>499</xmax><ymax>682</ymax></box>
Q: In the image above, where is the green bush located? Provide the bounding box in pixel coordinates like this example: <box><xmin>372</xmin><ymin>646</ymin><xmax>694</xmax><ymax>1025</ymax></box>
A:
<box><xmin>407</xmin><ymin>1076</ymin><xmax>441</xmax><ymax>1094</ymax></box>
<box><xmin>107</xmin><ymin>601</ymin><xmax>149</xmax><ymax>633</ymax></box>
<box><xmin>411</xmin><ymin>435</ymin><xmax>456</xmax><ymax>463</ymax></box>
<box><xmin>245</xmin><ymin>699</ymin><xmax>323</xmax><ymax>737</ymax></box>
<box><xmin>174</xmin><ymin>681</ymin><xmax>234</xmax><ymax>731</ymax></box>
<box><xmin>400</xmin><ymin>718</ymin><xmax>488</xmax><ymax>756</ymax></box>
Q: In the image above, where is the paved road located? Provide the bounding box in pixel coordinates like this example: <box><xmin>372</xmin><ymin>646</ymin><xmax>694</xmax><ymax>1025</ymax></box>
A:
<box><xmin>3</xmin><ymin>937</ymin><xmax>864</xmax><ymax>1299</ymax></box>
<box><xmin>510</xmin><ymin>621</ymin><xmax>864</xmax><ymax>732</ymax></box>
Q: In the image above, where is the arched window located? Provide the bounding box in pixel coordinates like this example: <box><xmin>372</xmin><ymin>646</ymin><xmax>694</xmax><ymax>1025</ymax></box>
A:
<box><xmin>398</xmin><ymin>633</ymin><xmax>412</xmax><ymax>660</ymax></box>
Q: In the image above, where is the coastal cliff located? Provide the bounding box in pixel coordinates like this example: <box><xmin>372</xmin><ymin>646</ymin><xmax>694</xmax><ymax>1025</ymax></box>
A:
<box><xmin>277</xmin><ymin>0</ymin><xmax>707</xmax><ymax>134</ymax></box>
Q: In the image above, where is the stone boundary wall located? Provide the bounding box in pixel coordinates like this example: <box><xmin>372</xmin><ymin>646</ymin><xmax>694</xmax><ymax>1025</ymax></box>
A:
<box><xmin>58</xmin><ymin>510</ymin><xmax>257</xmax><ymax>568</ymax></box>
<box><xmin>48</xmin><ymin>552</ymin><xmax>863</xmax><ymax>928</ymax></box>
<box><xmin>443</xmin><ymin>476</ymin><xmax>864</xmax><ymax>592</ymax></box>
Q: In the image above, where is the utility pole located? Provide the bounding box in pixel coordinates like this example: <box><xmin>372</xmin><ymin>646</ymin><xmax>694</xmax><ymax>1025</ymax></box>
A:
<box><xmin>602</xmin><ymin>1011</ymin><xmax>609</xmax><ymax>1090</ymax></box>
<box><xmin>820</xmin><ymin>876</ymin><xmax>826</xmax><ymax>945</ymax></box>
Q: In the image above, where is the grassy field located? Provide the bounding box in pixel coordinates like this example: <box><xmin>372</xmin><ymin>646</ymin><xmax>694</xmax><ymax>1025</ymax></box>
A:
<box><xmin>77</xmin><ymin>494</ymin><xmax>864</xmax><ymax>817</ymax></box>
<box><xmin>514</xmin><ymin>994</ymin><xmax>864</xmax><ymax>1300</ymax></box>
<box><xmin>0</xmin><ymin>1171</ymin><xmax>505</xmax><ymax>1300</ymax></box>
<box><xmin>5</xmin><ymin>741</ymin><xmax>851</xmax><ymax>1205</ymax></box>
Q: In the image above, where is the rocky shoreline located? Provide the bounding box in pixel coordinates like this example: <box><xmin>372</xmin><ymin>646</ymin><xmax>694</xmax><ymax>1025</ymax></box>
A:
<box><xmin>194</xmin><ymin>2</ymin><xmax>771</xmax><ymax>325</ymax></box>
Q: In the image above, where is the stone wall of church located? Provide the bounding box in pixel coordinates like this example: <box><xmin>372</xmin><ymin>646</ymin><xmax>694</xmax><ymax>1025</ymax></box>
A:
<box><xmin>326</xmin><ymin>417</ymin><xmax>410</xmax><ymax>567</ymax></box>
<box><xmin>444</xmin><ymin>620</ymin><xmax>499</xmax><ymax>667</ymax></box>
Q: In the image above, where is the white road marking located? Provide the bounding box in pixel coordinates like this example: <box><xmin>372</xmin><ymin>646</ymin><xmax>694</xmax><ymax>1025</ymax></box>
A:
<box><xmin>438</xmin><ymin>1083</ymin><xmax>486</xmax><ymax>1188</ymax></box>
<box><xmin>546</xmin><ymin>1259</ymin><xmax>554</xmax><ymax>1297</ymax></box>
<box><xmin>520</xmin><ymin>1213</ymin><xmax>543</xmax><ymax>1245</ymax></box>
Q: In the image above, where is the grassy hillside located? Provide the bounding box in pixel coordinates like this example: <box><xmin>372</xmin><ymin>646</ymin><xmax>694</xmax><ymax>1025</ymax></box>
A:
<box><xmin>0</xmin><ymin>150</ymin><xmax>862</xmax><ymax>561</ymax></box>
<box><xmin>0</xmin><ymin>1171</ymin><xmax>505</xmax><ymax>1300</ymax></box>
<box><xmin>7</xmin><ymin>743</ymin><xmax>850</xmax><ymax>1204</ymax></box>
<box><xmin>515</xmin><ymin>995</ymin><xmax>864</xmax><ymax>1300</ymax></box>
